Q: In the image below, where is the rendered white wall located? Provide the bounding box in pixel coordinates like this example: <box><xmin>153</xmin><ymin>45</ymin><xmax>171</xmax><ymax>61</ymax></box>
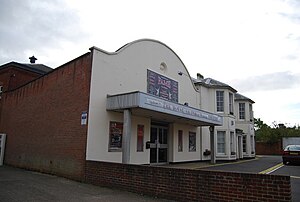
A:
<box><xmin>86</xmin><ymin>39</ymin><xmax>203</xmax><ymax>164</ymax></box>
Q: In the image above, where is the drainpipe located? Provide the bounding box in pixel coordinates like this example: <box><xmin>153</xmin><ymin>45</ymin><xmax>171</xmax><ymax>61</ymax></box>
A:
<box><xmin>122</xmin><ymin>109</ymin><xmax>131</xmax><ymax>164</ymax></box>
<box><xmin>209</xmin><ymin>126</ymin><xmax>216</xmax><ymax>164</ymax></box>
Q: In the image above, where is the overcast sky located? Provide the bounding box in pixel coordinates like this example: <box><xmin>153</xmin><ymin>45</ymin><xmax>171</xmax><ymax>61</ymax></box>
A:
<box><xmin>1</xmin><ymin>0</ymin><xmax>300</xmax><ymax>126</ymax></box>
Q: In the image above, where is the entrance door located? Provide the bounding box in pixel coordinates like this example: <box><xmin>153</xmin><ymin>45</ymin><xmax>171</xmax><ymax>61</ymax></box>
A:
<box><xmin>150</xmin><ymin>126</ymin><xmax>168</xmax><ymax>164</ymax></box>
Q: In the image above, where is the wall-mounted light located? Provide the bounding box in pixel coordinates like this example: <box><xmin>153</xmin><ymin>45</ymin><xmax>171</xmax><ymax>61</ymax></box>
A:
<box><xmin>178</xmin><ymin>71</ymin><xmax>190</xmax><ymax>77</ymax></box>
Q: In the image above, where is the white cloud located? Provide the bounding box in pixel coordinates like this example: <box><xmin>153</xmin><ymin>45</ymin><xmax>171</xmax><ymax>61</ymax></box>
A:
<box><xmin>0</xmin><ymin>0</ymin><xmax>87</xmax><ymax>65</ymax></box>
<box><xmin>231</xmin><ymin>71</ymin><xmax>300</xmax><ymax>92</ymax></box>
<box><xmin>1</xmin><ymin>0</ymin><xmax>300</xmax><ymax>125</ymax></box>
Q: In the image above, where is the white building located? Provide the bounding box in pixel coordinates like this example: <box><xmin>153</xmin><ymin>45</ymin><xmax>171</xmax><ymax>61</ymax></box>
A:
<box><xmin>235</xmin><ymin>93</ymin><xmax>255</xmax><ymax>158</ymax></box>
<box><xmin>87</xmin><ymin>39</ymin><xmax>223</xmax><ymax>165</ymax></box>
<box><xmin>193</xmin><ymin>75</ymin><xmax>255</xmax><ymax>161</ymax></box>
<box><xmin>85</xmin><ymin>39</ymin><xmax>255</xmax><ymax>164</ymax></box>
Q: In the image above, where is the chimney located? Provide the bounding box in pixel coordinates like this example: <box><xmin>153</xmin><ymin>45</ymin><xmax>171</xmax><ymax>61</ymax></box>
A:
<box><xmin>29</xmin><ymin>56</ymin><xmax>37</xmax><ymax>64</ymax></box>
<box><xmin>197</xmin><ymin>73</ymin><xmax>204</xmax><ymax>80</ymax></box>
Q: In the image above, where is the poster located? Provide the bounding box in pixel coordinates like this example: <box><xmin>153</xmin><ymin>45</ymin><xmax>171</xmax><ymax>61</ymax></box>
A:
<box><xmin>147</xmin><ymin>69</ymin><xmax>178</xmax><ymax>102</ymax></box>
<box><xmin>109</xmin><ymin>122</ymin><xmax>123</xmax><ymax>149</ymax></box>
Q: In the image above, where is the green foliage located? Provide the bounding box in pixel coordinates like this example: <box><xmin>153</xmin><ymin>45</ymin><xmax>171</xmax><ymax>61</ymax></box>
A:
<box><xmin>255</xmin><ymin>118</ymin><xmax>300</xmax><ymax>144</ymax></box>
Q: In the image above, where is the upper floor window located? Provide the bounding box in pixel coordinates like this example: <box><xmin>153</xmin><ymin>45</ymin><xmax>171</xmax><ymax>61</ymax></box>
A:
<box><xmin>229</xmin><ymin>92</ymin><xmax>234</xmax><ymax>115</ymax></box>
<box><xmin>249</xmin><ymin>104</ymin><xmax>253</xmax><ymax>121</ymax></box>
<box><xmin>216</xmin><ymin>91</ymin><xmax>224</xmax><ymax>112</ymax></box>
<box><xmin>239</xmin><ymin>103</ymin><xmax>245</xmax><ymax>120</ymax></box>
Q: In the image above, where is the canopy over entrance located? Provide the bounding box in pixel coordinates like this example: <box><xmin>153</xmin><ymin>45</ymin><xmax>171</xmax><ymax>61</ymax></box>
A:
<box><xmin>106</xmin><ymin>91</ymin><xmax>222</xmax><ymax>126</ymax></box>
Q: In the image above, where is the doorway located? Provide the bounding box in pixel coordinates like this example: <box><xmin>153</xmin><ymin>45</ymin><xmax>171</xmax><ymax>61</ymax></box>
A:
<box><xmin>150</xmin><ymin>125</ymin><xmax>168</xmax><ymax>164</ymax></box>
<box><xmin>237</xmin><ymin>136</ymin><xmax>243</xmax><ymax>159</ymax></box>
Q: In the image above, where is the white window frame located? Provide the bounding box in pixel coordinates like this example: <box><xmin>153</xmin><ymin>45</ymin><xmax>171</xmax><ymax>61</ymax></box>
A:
<box><xmin>217</xmin><ymin>131</ymin><xmax>226</xmax><ymax>154</ymax></box>
<box><xmin>178</xmin><ymin>130</ymin><xmax>183</xmax><ymax>152</ymax></box>
<box><xmin>249</xmin><ymin>104</ymin><xmax>253</xmax><ymax>121</ymax></box>
<box><xmin>250</xmin><ymin>135</ymin><xmax>254</xmax><ymax>153</ymax></box>
<box><xmin>229</xmin><ymin>92</ymin><xmax>234</xmax><ymax>115</ymax></box>
<box><xmin>216</xmin><ymin>91</ymin><xmax>224</xmax><ymax>112</ymax></box>
<box><xmin>243</xmin><ymin>136</ymin><xmax>247</xmax><ymax>153</ymax></box>
<box><xmin>189</xmin><ymin>132</ymin><xmax>196</xmax><ymax>152</ymax></box>
<box><xmin>239</xmin><ymin>103</ymin><xmax>245</xmax><ymax>120</ymax></box>
<box><xmin>230</xmin><ymin>131</ymin><xmax>235</xmax><ymax>154</ymax></box>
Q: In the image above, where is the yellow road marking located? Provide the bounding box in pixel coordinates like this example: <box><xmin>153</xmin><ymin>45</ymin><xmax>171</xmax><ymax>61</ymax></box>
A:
<box><xmin>259</xmin><ymin>163</ymin><xmax>284</xmax><ymax>174</ymax></box>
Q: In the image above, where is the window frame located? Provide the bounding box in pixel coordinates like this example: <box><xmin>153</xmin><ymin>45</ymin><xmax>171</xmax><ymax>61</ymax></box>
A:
<box><xmin>178</xmin><ymin>130</ymin><xmax>183</xmax><ymax>152</ymax></box>
<box><xmin>217</xmin><ymin>131</ymin><xmax>226</xmax><ymax>154</ymax></box>
<box><xmin>137</xmin><ymin>125</ymin><xmax>144</xmax><ymax>152</ymax></box>
<box><xmin>243</xmin><ymin>136</ymin><xmax>247</xmax><ymax>153</ymax></box>
<box><xmin>189</xmin><ymin>132</ymin><xmax>196</xmax><ymax>152</ymax></box>
<box><xmin>239</xmin><ymin>103</ymin><xmax>245</xmax><ymax>120</ymax></box>
<box><xmin>230</xmin><ymin>131</ymin><xmax>235</xmax><ymax>154</ymax></box>
<box><xmin>229</xmin><ymin>92</ymin><xmax>234</xmax><ymax>115</ymax></box>
<box><xmin>216</xmin><ymin>91</ymin><xmax>224</xmax><ymax>112</ymax></box>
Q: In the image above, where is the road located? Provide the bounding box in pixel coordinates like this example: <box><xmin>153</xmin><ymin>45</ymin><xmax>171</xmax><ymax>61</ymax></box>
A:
<box><xmin>198</xmin><ymin>155</ymin><xmax>300</xmax><ymax>202</ymax></box>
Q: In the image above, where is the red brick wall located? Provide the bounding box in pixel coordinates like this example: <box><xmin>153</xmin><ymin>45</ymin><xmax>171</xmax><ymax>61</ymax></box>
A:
<box><xmin>0</xmin><ymin>67</ymin><xmax>41</xmax><ymax>91</ymax></box>
<box><xmin>86</xmin><ymin>161</ymin><xmax>291</xmax><ymax>202</ymax></box>
<box><xmin>256</xmin><ymin>141</ymin><xmax>283</xmax><ymax>155</ymax></box>
<box><xmin>0</xmin><ymin>53</ymin><xmax>92</xmax><ymax>181</ymax></box>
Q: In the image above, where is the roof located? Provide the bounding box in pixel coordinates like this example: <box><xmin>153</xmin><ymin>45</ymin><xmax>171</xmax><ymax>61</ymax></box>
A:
<box><xmin>235</xmin><ymin>93</ymin><xmax>255</xmax><ymax>103</ymax></box>
<box><xmin>193</xmin><ymin>77</ymin><xmax>237</xmax><ymax>93</ymax></box>
<box><xmin>0</xmin><ymin>62</ymin><xmax>52</xmax><ymax>75</ymax></box>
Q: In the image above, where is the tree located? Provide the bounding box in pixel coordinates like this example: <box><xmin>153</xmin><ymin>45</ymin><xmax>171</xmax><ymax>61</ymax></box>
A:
<box><xmin>255</xmin><ymin>118</ymin><xmax>300</xmax><ymax>143</ymax></box>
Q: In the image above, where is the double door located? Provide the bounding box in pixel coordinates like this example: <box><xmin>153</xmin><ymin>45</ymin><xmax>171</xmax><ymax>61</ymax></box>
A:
<box><xmin>150</xmin><ymin>126</ymin><xmax>168</xmax><ymax>164</ymax></box>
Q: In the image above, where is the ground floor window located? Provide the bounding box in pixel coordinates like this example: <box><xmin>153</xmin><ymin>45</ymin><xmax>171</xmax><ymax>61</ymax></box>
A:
<box><xmin>109</xmin><ymin>121</ymin><xmax>123</xmax><ymax>151</ymax></box>
<box><xmin>137</xmin><ymin>125</ymin><xmax>144</xmax><ymax>152</ymax></box>
<box><xmin>178</xmin><ymin>130</ymin><xmax>183</xmax><ymax>152</ymax></box>
<box><xmin>217</xmin><ymin>131</ymin><xmax>226</xmax><ymax>154</ymax></box>
<box><xmin>243</xmin><ymin>136</ymin><xmax>247</xmax><ymax>153</ymax></box>
<box><xmin>230</xmin><ymin>131</ymin><xmax>235</xmax><ymax>154</ymax></box>
<box><xmin>189</xmin><ymin>132</ymin><xmax>196</xmax><ymax>152</ymax></box>
<box><xmin>250</xmin><ymin>135</ymin><xmax>254</xmax><ymax>154</ymax></box>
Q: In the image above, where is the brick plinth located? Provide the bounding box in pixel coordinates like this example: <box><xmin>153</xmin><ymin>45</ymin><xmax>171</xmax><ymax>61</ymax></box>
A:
<box><xmin>85</xmin><ymin>161</ymin><xmax>291</xmax><ymax>202</ymax></box>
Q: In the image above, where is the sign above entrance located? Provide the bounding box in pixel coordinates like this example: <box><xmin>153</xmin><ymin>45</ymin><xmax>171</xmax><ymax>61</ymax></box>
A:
<box><xmin>147</xmin><ymin>69</ymin><xmax>178</xmax><ymax>103</ymax></box>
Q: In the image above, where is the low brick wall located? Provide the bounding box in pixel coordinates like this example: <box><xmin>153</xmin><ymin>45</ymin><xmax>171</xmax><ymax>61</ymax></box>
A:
<box><xmin>85</xmin><ymin>161</ymin><xmax>291</xmax><ymax>202</ymax></box>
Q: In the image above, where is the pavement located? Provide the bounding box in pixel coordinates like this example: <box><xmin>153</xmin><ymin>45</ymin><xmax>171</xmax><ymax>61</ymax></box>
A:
<box><xmin>0</xmin><ymin>166</ymin><xmax>171</xmax><ymax>202</ymax></box>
